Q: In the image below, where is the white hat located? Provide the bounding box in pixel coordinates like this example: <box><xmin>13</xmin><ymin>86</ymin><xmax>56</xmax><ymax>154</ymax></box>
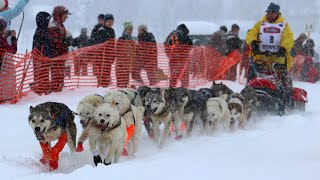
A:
<box><xmin>0</xmin><ymin>0</ymin><xmax>9</xmax><ymax>11</ymax></box>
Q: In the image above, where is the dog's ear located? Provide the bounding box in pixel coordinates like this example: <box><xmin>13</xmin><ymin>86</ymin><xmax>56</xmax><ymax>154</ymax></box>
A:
<box><xmin>29</xmin><ymin>106</ymin><xmax>34</xmax><ymax>113</ymax></box>
<box><xmin>212</xmin><ymin>81</ymin><xmax>216</xmax><ymax>85</ymax></box>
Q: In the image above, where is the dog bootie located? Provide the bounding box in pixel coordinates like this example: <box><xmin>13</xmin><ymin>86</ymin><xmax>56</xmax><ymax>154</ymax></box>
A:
<box><xmin>76</xmin><ymin>142</ymin><xmax>84</xmax><ymax>152</ymax></box>
<box><xmin>49</xmin><ymin>133</ymin><xmax>68</xmax><ymax>170</ymax></box>
<box><xmin>39</xmin><ymin>142</ymin><xmax>51</xmax><ymax>165</ymax></box>
<box><xmin>93</xmin><ymin>155</ymin><xmax>102</xmax><ymax>166</ymax></box>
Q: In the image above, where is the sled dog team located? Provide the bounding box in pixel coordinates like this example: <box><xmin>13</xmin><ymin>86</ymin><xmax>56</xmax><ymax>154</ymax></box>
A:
<box><xmin>28</xmin><ymin>81</ymin><xmax>258</xmax><ymax>170</ymax></box>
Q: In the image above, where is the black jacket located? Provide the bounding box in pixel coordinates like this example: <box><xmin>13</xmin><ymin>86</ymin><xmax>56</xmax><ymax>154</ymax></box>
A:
<box><xmin>91</xmin><ymin>25</ymin><xmax>115</xmax><ymax>45</ymax></box>
<box><xmin>226</xmin><ymin>32</ymin><xmax>242</xmax><ymax>54</ymax></box>
<box><xmin>73</xmin><ymin>35</ymin><xmax>90</xmax><ymax>48</ymax></box>
<box><xmin>138</xmin><ymin>32</ymin><xmax>156</xmax><ymax>43</ymax></box>
<box><xmin>32</xmin><ymin>12</ymin><xmax>53</xmax><ymax>58</ymax></box>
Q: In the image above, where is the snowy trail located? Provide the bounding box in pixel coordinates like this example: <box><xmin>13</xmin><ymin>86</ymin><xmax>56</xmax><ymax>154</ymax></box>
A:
<box><xmin>0</xmin><ymin>81</ymin><xmax>320</xmax><ymax>180</ymax></box>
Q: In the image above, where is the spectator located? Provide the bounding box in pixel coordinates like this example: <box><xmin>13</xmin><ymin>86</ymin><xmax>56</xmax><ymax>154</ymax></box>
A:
<box><xmin>116</xmin><ymin>21</ymin><xmax>136</xmax><ymax>88</ymax></box>
<box><xmin>95</xmin><ymin>14</ymin><xmax>116</xmax><ymax>87</ymax></box>
<box><xmin>302</xmin><ymin>39</ymin><xmax>315</xmax><ymax>57</ymax></box>
<box><xmin>48</xmin><ymin>6</ymin><xmax>72</xmax><ymax>92</ymax></box>
<box><xmin>31</xmin><ymin>12</ymin><xmax>53</xmax><ymax>95</ymax></box>
<box><xmin>291</xmin><ymin>33</ymin><xmax>307</xmax><ymax>57</ymax></box>
<box><xmin>164</xmin><ymin>24</ymin><xmax>193</xmax><ymax>87</ymax></box>
<box><xmin>226</xmin><ymin>24</ymin><xmax>243</xmax><ymax>81</ymax></box>
<box><xmin>90</xmin><ymin>14</ymin><xmax>105</xmax><ymax>45</ymax></box>
<box><xmin>132</xmin><ymin>24</ymin><xmax>158</xmax><ymax>85</ymax></box>
<box><xmin>0</xmin><ymin>18</ymin><xmax>16</xmax><ymax>71</ymax></box>
<box><xmin>208</xmin><ymin>25</ymin><xmax>228</xmax><ymax>55</ymax></box>
<box><xmin>300</xmin><ymin>39</ymin><xmax>319</xmax><ymax>82</ymax></box>
<box><xmin>73</xmin><ymin>28</ymin><xmax>90</xmax><ymax>76</ymax></box>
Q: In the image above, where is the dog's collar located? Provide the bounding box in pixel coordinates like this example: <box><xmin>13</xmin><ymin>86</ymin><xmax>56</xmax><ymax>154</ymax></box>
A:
<box><xmin>154</xmin><ymin>101</ymin><xmax>171</xmax><ymax>118</ymax></box>
<box><xmin>95</xmin><ymin>117</ymin><xmax>122</xmax><ymax>134</ymax></box>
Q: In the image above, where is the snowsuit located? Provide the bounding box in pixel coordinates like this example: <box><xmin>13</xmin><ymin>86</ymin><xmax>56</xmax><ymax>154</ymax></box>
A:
<box><xmin>226</xmin><ymin>31</ymin><xmax>243</xmax><ymax>81</ymax></box>
<box><xmin>0</xmin><ymin>0</ymin><xmax>29</xmax><ymax>29</ymax></box>
<box><xmin>32</xmin><ymin>12</ymin><xmax>53</xmax><ymax>94</ymax></box>
<box><xmin>48</xmin><ymin>7</ymin><xmax>70</xmax><ymax>92</ymax></box>
<box><xmin>72</xmin><ymin>34</ymin><xmax>90</xmax><ymax>76</ymax></box>
<box><xmin>94</xmin><ymin>26</ymin><xmax>115</xmax><ymax>87</ymax></box>
<box><xmin>208</xmin><ymin>29</ymin><xmax>228</xmax><ymax>56</ymax></box>
<box><xmin>246</xmin><ymin>15</ymin><xmax>294</xmax><ymax>70</ymax></box>
<box><xmin>89</xmin><ymin>24</ymin><xmax>103</xmax><ymax>45</ymax></box>
<box><xmin>116</xmin><ymin>32</ymin><xmax>136</xmax><ymax>88</ymax></box>
<box><xmin>133</xmin><ymin>31</ymin><xmax>157</xmax><ymax>85</ymax></box>
<box><xmin>165</xmin><ymin>27</ymin><xmax>193</xmax><ymax>87</ymax></box>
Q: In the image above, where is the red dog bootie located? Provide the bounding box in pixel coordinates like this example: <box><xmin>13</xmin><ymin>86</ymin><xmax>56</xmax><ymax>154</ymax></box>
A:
<box><xmin>76</xmin><ymin>142</ymin><xmax>84</xmax><ymax>152</ymax></box>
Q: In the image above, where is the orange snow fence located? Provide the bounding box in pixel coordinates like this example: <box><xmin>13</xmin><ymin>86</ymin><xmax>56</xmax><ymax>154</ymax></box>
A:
<box><xmin>0</xmin><ymin>39</ymin><xmax>242</xmax><ymax>104</ymax></box>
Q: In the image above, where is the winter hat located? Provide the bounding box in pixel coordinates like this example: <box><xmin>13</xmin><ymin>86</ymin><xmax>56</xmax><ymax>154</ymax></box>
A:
<box><xmin>81</xmin><ymin>28</ymin><xmax>87</xmax><ymax>33</ymax></box>
<box><xmin>220</xmin><ymin>26</ymin><xmax>228</xmax><ymax>33</ymax></box>
<box><xmin>138</xmin><ymin>24</ymin><xmax>148</xmax><ymax>32</ymax></box>
<box><xmin>123</xmin><ymin>21</ymin><xmax>133</xmax><ymax>30</ymax></box>
<box><xmin>0</xmin><ymin>0</ymin><xmax>8</xmax><ymax>11</ymax></box>
<box><xmin>177</xmin><ymin>24</ymin><xmax>189</xmax><ymax>35</ymax></box>
<box><xmin>231</xmin><ymin>24</ymin><xmax>240</xmax><ymax>31</ymax></box>
<box><xmin>0</xmin><ymin>18</ymin><xmax>7</xmax><ymax>31</ymax></box>
<box><xmin>266</xmin><ymin>2</ymin><xmax>280</xmax><ymax>13</ymax></box>
<box><xmin>53</xmin><ymin>6</ymin><xmax>71</xmax><ymax>22</ymax></box>
<box><xmin>104</xmin><ymin>14</ymin><xmax>114</xmax><ymax>21</ymax></box>
<box><xmin>98</xmin><ymin>14</ymin><xmax>104</xmax><ymax>20</ymax></box>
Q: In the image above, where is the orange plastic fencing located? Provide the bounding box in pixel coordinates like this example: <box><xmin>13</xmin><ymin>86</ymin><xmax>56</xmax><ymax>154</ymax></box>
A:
<box><xmin>0</xmin><ymin>39</ymin><xmax>241</xmax><ymax>104</ymax></box>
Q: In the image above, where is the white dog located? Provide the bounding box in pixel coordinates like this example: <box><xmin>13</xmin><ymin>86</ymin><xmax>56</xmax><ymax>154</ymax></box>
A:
<box><xmin>89</xmin><ymin>103</ymin><xmax>127</xmax><ymax>166</ymax></box>
<box><xmin>228</xmin><ymin>93</ymin><xmax>246</xmax><ymax>129</ymax></box>
<box><xmin>76</xmin><ymin>94</ymin><xmax>104</xmax><ymax>151</ymax></box>
<box><xmin>206</xmin><ymin>97</ymin><xmax>231</xmax><ymax>134</ymax></box>
<box><xmin>104</xmin><ymin>90</ymin><xmax>144</xmax><ymax>155</ymax></box>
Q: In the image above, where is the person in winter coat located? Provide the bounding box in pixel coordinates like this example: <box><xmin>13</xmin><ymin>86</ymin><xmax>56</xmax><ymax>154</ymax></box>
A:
<box><xmin>299</xmin><ymin>39</ymin><xmax>319</xmax><ymax>83</ymax></box>
<box><xmin>208</xmin><ymin>25</ymin><xmax>228</xmax><ymax>55</ymax></box>
<box><xmin>116</xmin><ymin>21</ymin><xmax>136</xmax><ymax>88</ymax></box>
<box><xmin>164</xmin><ymin>24</ymin><xmax>193</xmax><ymax>87</ymax></box>
<box><xmin>291</xmin><ymin>33</ymin><xmax>307</xmax><ymax>57</ymax></box>
<box><xmin>31</xmin><ymin>12</ymin><xmax>53</xmax><ymax>95</ymax></box>
<box><xmin>225</xmin><ymin>24</ymin><xmax>243</xmax><ymax>81</ymax></box>
<box><xmin>0</xmin><ymin>0</ymin><xmax>29</xmax><ymax>30</ymax></box>
<box><xmin>132</xmin><ymin>24</ymin><xmax>158</xmax><ymax>85</ymax></box>
<box><xmin>72</xmin><ymin>28</ymin><xmax>90</xmax><ymax>76</ymax></box>
<box><xmin>0</xmin><ymin>18</ymin><xmax>16</xmax><ymax>71</ymax></box>
<box><xmin>89</xmin><ymin>14</ymin><xmax>105</xmax><ymax>45</ymax></box>
<box><xmin>95</xmin><ymin>14</ymin><xmax>116</xmax><ymax>87</ymax></box>
<box><xmin>246</xmin><ymin>2</ymin><xmax>294</xmax><ymax>74</ymax></box>
<box><xmin>48</xmin><ymin>6</ymin><xmax>72</xmax><ymax>92</ymax></box>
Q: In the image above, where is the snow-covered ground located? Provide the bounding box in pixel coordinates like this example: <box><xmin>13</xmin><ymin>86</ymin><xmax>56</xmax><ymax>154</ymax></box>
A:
<box><xmin>0</xmin><ymin>81</ymin><xmax>319</xmax><ymax>180</ymax></box>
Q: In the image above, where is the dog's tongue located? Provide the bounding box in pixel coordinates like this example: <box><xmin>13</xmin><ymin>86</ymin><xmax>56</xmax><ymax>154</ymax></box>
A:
<box><xmin>35</xmin><ymin>132</ymin><xmax>45</xmax><ymax>141</ymax></box>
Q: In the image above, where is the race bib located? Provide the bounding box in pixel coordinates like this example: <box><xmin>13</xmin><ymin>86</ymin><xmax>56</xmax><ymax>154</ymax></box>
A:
<box><xmin>259</xmin><ymin>21</ymin><xmax>285</xmax><ymax>53</ymax></box>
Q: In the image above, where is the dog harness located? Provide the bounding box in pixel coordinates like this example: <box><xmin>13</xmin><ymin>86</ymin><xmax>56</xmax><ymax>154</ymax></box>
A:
<box><xmin>95</xmin><ymin>117</ymin><xmax>122</xmax><ymax>134</ymax></box>
<box><xmin>49</xmin><ymin>112</ymin><xmax>67</xmax><ymax>131</ymax></box>
<box><xmin>118</xmin><ymin>90</ymin><xmax>138</xmax><ymax>105</ymax></box>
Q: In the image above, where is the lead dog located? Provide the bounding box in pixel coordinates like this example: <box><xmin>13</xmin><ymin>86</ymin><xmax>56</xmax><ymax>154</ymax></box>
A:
<box><xmin>28</xmin><ymin>102</ymin><xmax>77</xmax><ymax>170</ymax></box>
<box><xmin>206</xmin><ymin>97</ymin><xmax>231</xmax><ymax>134</ymax></box>
<box><xmin>76</xmin><ymin>94</ymin><xmax>104</xmax><ymax>151</ymax></box>
<box><xmin>228</xmin><ymin>93</ymin><xmax>246</xmax><ymax>129</ymax></box>
<box><xmin>89</xmin><ymin>103</ymin><xmax>127</xmax><ymax>166</ymax></box>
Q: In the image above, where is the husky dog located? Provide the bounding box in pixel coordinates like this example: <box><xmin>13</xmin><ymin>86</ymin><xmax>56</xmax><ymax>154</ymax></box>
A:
<box><xmin>28</xmin><ymin>102</ymin><xmax>77</xmax><ymax>170</ymax></box>
<box><xmin>144</xmin><ymin>88</ymin><xmax>175</xmax><ymax>148</ymax></box>
<box><xmin>137</xmin><ymin>86</ymin><xmax>153</xmax><ymax>137</ymax></box>
<box><xmin>89</xmin><ymin>103</ymin><xmax>127</xmax><ymax>166</ymax></box>
<box><xmin>76</xmin><ymin>94</ymin><xmax>104</xmax><ymax>151</ymax></box>
<box><xmin>211</xmin><ymin>81</ymin><xmax>234</xmax><ymax>99</ymax></box>
<box><xmin>206</xmin><ymin>97</ymin><xmax>231</xmax><ymax>134</ymax></box>
<box><xmin>241</xmin><ymin>86</ymin><xmax>258</xmax><ymax>120</ymax></box>
<box><xmin>118</xmin><ymin>88</ymin><xmax>143</xmax><ymax>107</ymax></box>
<box><xmin>228</xmin><ymin>93</ymin><xmax>246</xmax><ymax>129</ymax></box>
<box><xmin>104</xmin><ymin>90</ymin><xmax>144</xmax><ymax>155</ymax></box>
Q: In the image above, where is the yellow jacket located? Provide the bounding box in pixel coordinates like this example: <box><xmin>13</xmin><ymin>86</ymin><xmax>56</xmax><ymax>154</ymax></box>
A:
<box><xmin>246</xmin><ymin>15</ymin><xmax>294</xmax><ymax>70</ymax></box>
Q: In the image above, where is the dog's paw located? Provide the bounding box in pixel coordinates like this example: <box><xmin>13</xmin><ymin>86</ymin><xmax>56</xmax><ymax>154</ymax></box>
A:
<box><xmin>39</xmin><ymin>157</ymin><xmax>48</xmax><ymax>165</ymax></box>
<box><xmin>103</xmin><ymin>159</ymin><xmax>111</xmax><ymax>166</ymax></box>
<box><xmin>93</xmin><ymin>155</ymin><xmax>102</xmax><ymax>166</ymax></box>
<box><xmin>49</xmin><ymin>160</ymin><xmax>58</xmax><ymax>171</ymax></box>
<box><xmin>175</xmin><ymin>135</ymin><xmax>183</xmax><ymax>141</ymax></box>
<box><xmin>122</xmin><ymin>148</ymin><xmax>128</xmax><ymax>156</ymax></box>
<box><xmin>76</xmin><ymin>143</ymin><xmax>84</xmax><ymax>152</ymax></box>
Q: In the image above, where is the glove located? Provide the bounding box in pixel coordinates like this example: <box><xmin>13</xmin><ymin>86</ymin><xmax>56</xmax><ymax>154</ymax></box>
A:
<box><xmin>277</xmin><ymin>47</ymin><xmax>286</xmax><ymax>57</ymax></box>
<box><xmin>93</xmin><ymin>155</ymin><xmax>102</xmax><ymax>166</ymax></box>
<box><xmin>250</xmin><ymin>41</ymin><xmax>260</xmax><ymax>54</ymax></box>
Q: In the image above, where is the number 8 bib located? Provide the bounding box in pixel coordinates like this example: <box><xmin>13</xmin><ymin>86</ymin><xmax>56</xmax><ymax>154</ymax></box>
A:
<box><xmin>259</xmin><ymin>21</ymin><xmax>285</xmax><ymax>53</ymax></box>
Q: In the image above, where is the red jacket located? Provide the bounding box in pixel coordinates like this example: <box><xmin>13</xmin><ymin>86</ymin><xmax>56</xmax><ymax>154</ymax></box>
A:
<box><xmin>0</xmin><ymin>36</ymin><xmax>17</xmax><ymax>58</ymax></box>
<box><xmin>48</xmin><ymin>21</ymin><xmax>68</xmax><ymax>57</ymax></box>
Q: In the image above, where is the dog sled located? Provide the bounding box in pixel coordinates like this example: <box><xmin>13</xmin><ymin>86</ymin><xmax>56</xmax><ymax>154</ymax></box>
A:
<box><xmin>247</xmin><ymin>51</ymin><xmax>307</xmax><ymax>116</ymax></box>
